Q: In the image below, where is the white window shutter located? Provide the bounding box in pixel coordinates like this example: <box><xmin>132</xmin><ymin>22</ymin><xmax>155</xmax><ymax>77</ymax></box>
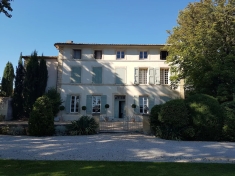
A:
<box><xmin>134</xmin><ymin>67</ymin><xmax>139</xmax><ymax>84</ymax></box>
<box><xmin>155</xmin><ymin>67</ymin><xmax>160</xmax><ymax>85</ymax></box>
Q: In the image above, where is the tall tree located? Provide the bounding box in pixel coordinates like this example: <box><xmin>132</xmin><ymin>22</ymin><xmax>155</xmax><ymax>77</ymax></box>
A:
<box><xmin>38</xmin><ymin>54</ymin><xmax>48</xmax><ymax>97</ymax></box>
<box><xmin>0</xmin><ymin>0</ymin><xmax>13</xmax><ymax>18</ymax></box>
<box><xmin>12</xmin><ymin>53</ymin><xmax>25</xmax><ymax>119</ymax></box>
<box><xmin>1</xmin><ymin>61</ymin><xmax>14</xmax><ymax>97</ymax></box>
<box><xmin>166</xmin><ymin>0</ymin><xmax>235</xmax><ymax>102</ymax></box>
<box><xmin>23</xmin><ymin>51</ymin><xmax>39</xmax><ymax>117</ymax></box>
<box><xmin>23</xmin><ymin>51</ymin><xmax>48</xmax><ymax>117</ymax></box>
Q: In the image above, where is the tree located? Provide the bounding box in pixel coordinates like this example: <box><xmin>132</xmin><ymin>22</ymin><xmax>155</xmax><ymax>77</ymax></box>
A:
<box><xmin>12</xmin><ymin>53</ymin><xmax>25</xmax><ymax>119</ymax></box>
<box><xmin>23</xmin><ymin>51</ymin><xmax>39</xmax><ymax>117</ymax></box>
<box><xmin>1</xmin><ymin>61</ymin><xmax>14</xmax><ymax>97</ymax></box>
<box><xmin>0</xmin><ymin>0</ymin><xmax>13</xmax><ymax>18</ymax></box>
<box><xmin>23</xmin><ymin>51</ymin><xmax>48</xmax><ymax>117</ymax></box>
<box><xmin>45</xmin><ymin>87</ymin><xmax>63</xmax><ymax>117</ymax></box>
<box><xmin>166</xmin><ymin>0</ymin><xmax>235</xmax><ymax>102</ymax></box>
<box><xmin>38</xmin><ymin>55</ymin><xmax>48</xmax><ymax>97</ymax></box>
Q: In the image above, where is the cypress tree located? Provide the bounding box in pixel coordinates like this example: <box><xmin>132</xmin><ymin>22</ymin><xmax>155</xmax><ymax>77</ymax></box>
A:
<box><xmin>38</xmin><ymin>54</ymin><xmax>48</xmax><ymax>97</ymax></box>
<box><xmin>12</xmin><ymin>53</ymin><xmax>25</xmax><ymax>119</ymax></box>
<box><xmin>23</xmin><ymin>51</ymin><xmax>39</xmax><ymax>117</ymax></box>
<box><xmin>1</xmin><ymin>61</ymin><xmax>14</xmax><ymax>97</ymax></box>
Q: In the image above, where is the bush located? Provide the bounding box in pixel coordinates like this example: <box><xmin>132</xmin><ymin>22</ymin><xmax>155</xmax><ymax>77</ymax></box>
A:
<box><xmin>185</xmin><ymin>94</ymin><xmax>224</xmax><ymax>141</ymax></box>
<box><xmin>150</xmin><ymin>104</ymin><xmax>162</xmax><ymax>135</ymax></box>
<box><xmin>28</xmin><ymin>95</ymin><xmax>54</xmax><ymax>136</ymax></box>
<box><xmin>221</xmin><ymin>101</ymin><xmax>235</xmax><ymax>141</ymax></box>
<box><xmin>45</xmin><ymin>88</ymin><xmax>63</xmax><ymax>117</ymax></box>
<box><xmin>54</xmin><ymin>125</ymin><xmax>68</xmax><ymax>136</ymax></box>
<box><xmin>11</xmin><ymin>126</ymin><xmax>25</xmax><ymax>135</ymax></box>
<box><xmin>0</xmin><ymin>125</ymin><xmax>10</xmax><ymax>135</ymax></box>
<box><xmin>68</xmin><ymin>116</ymin><xmax>98</xmax><ymax>135</ymax></box>
<box><xmin>158</xmin><ymin>99</ymin><xmax>190</xmax><ymax>140</ymax></box>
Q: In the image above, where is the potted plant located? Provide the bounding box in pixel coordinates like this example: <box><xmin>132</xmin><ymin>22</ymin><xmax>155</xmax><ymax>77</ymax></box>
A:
<box><xmin>59</xmin><ymin>105</ymin><xmax>65</xmax><ymax>121</ymax></box>
<box><xmin>104</xmin><ymin>104</ymin><xmax>109</xmax><ymax>121</ymax></box>
<box><xmin>82</xmin><ymin>106</ymin><xmax>86</xmax><ymax>115</ymax></box>
<box><xmin>131</xmin><ymin>104</ymin><xmax>136</xmax><ymax>117</ymax></box>
<box><xmin>131</xmin><ymin>104</ymin><xmax>136</xmax><ymax>109</ymax></box>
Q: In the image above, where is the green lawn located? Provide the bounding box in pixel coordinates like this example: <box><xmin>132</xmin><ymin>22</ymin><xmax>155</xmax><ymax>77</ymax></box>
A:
<box><xmin>0</xmin><ymin>160</ymin><xmax>234</xmax><ymax>176</ymax></box>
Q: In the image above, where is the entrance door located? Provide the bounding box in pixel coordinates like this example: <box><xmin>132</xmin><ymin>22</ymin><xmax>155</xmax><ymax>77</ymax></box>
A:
<box><xmin>119</xmin><ymin>101</ymin><xmax>125</xmax><ymax>118</ymax></box>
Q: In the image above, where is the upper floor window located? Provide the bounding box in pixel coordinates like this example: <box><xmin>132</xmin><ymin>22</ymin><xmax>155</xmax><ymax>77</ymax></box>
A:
<box><xmin>92</xmin><ymin>67</ymin><xmax>102</xmax><ymax>84</ymax></box>
<box><xmin>139</xmin><ymin>96</ymin><xmax>148</xmax><ymax>114</ymax></box>
<box><xmin>70</xmin><ymin>95</ymin><xmax>79</xmax><ymax>113</ymax></box>
<box><xmin>73</xmin><ymin>49</ymin><xmax>81</xmax><ymax>59</ymax></box>
<box><xmin>94</xmin><ymin>50</ymin><xmax>102</xmax><ymax>59</ymax></box>
<box><xmin>116</xmin><ymin>51</ymin><xmax>125</xmax><ymax>59</ymax></box>
<box><xmin>92</xmin><ymin>96</ymin><xmax>101</xmax><ymax>113</ymax></box>
<box><xmin>139</xmin><ymin>51</ymin><xmax>148</xmax><ymax>59</ymax></box>
<box><xmin>160</xmin><ymin>68</ymin><xmax>169</xmax><ymax>84</ymax></box>
<box><xmin>139</xmin><ymin>68</ymin><xmax>148</xmax><ymax>84</ymax></box>
<box><xmin>160</xmin><ymin>51</ymin><xmax>168</xmax><ymax>60</ymax></box>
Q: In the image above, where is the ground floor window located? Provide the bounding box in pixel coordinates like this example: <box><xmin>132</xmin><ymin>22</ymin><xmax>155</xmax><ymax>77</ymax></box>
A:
<box><xmin>71</xmin><ymin>95</ymin><xmax>79</xmax><ymax>113</ymax></box>
<box><xmin>92</xmin><ymin>96</ymin><xmax>101</xmax><ymax>113</ymax></box>
<box><xmin>139</xmin><ymin>96</ymin><xmax>148</xmax><ymax>114</ymax></box>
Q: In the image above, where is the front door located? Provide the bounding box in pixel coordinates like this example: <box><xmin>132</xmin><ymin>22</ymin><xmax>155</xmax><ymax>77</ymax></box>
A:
<box><xmin>114</xmin><ymin>95</ymin><xmax>126</xmax><ymax>118</ymax></box>
<box><xmin>119</xmin><ymin>101</ymin><xmax>125</xmax><ymax>118</ymax></box>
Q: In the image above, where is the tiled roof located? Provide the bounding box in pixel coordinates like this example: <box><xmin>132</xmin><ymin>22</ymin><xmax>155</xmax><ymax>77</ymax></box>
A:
<box><xmin>54</xmin><ymin>42</ymin><xmax>166</xmax><ymax>47</ymax></box>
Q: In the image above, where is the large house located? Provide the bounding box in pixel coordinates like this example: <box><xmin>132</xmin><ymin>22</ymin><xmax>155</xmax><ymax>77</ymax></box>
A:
<box><xmin>24</xmin><ymin>42</ymin><xmax>184</xmax><ymax>121</ymax></box>
<box><xmin>51</xmin><ymin>41</ymin><xmax>184</xmax><ymax>121</ymax></box>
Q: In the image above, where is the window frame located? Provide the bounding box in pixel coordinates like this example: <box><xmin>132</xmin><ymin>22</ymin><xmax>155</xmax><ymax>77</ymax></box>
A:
<box><xmin>139</xmin><ymin>51</ymin><xmax>148</xmax><ymax>59</ymax></box>
<box><xmin>94</xmin><ymin>50</ymin><xmax>102</xmax><ymax>59</ymax></box>
<box><xmin>139</xmin><ymin>96</ymin><xmax>149</xmax><ymax>114</ymax></box>
<box><xmin>160</xmin><ymin>51</ymin><xmax>168</xmax><ymax>60</ymax></box>
<box><xmin>92</xmin><ymin>95</ymin><xmax>101</xmax><ymax>113</ymax></box>
<box><xmin>116</xmin><ymin>51</ymin><xmax>125</xmax><ymax>59</ymax></box>
<box><xmin>160</xmin><ymin>68</ymin><xmax>169</xmax><ymax>85</ymax></box>
<box><xmin>73</xmin><ymin>49</ymin><xmax>81</xmax><ymax>59</ymax></box>
<box><xmin>70</xmin><ymin>95</ymin><xmax>79</xmax><ymax>113</ymax></box>
<box><xmin>139</xmin><ymin>68</ymin><xmax>148</xmax><ymax>84</ymax></box>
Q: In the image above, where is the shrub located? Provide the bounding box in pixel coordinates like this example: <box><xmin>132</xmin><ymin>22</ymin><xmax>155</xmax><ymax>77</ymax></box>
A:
<box><xmin>158</xmin><ymin>99</ymin><xmax>190</xmax><ymax>140</ymax></box>
<box><xmin>221</xmin><ymin>101</ymin><xmax>235</xmax><ymax>141</ymax></box>
<box><xmin>54</xmin><ymin>125</ymin><xmax>68</xmax><ymax>136</ymax></box>
<box><xmin>150</xmin><ymin>104</ymin><xmax>162</xmax><ymax>135</ymax></box>
<box><xmin>11</xmin><ymin>126</ymin><xmax>25</xmax><ymax>135</ymax></box>
<box><xmin>68</xmin><ymin>116</ymin><xmax>98</xmax><ymax>135</ymax></box>
<box><xmin>0</xmin><ymin>125</ymin><xmax>10</xmax><ymax>135</ymax></box>
<box><xmin>28</xmin><ymin>95</ymin><xmax>54</xmax><ymax>136</ymax></box>
<box><xmin>45</xmin><ymin>88</ymin><xmax>63</xmax><ymax>116</ymax></box>
<box><xmin>185</xmin><ymin>94</ymin><xmax>224</xmax><ymax>141</ymax></box>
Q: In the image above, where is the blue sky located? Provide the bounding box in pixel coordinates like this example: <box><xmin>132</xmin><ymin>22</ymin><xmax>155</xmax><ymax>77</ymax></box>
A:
<box><xmin>0</xmin><ymin>0</ymin><xmax>198</xmax><ymax>79</ymax></box>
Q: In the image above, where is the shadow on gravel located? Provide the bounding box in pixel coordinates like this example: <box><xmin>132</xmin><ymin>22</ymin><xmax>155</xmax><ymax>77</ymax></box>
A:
<box><xmin>0</xmin><ymin>134</ymin><xmax>235</xmax><ymax>163</ymax></box>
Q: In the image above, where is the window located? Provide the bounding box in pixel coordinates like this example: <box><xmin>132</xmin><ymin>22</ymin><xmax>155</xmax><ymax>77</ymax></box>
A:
<box><xmin>115</xmin><ymin>68</ymin><xmax>126</xmax><ymax>84</ymax></box>
<box><xmin>73</xmin><ymin>49</ymin><xmax>81</xmax><ymax>59</ymax></box>
<box><xmin>160</xmin><ymin>51</ymin><xmax>168</xmax><ymax>60</ymax></box>
<box><xmin>70</xmin><ymin>66</ymin><xmax>81</xmax><ymax>83</ymax></box>
<box><xmin>160</xmin><ymin>68</ymin><xmax>169</xmax><ymax>84</ymax></box>
<box><xmin>116</xmin><ymin>51</ymin><xmax>125</xmax><ymax>59</ymax></box>
<box><xmin>92</xmin><ymin>67</ymin><xmax>102</xmax><ymax>84</ymax></box>
<box><xmin>139</xmin><ymin>68</ymin><xmax>147</xmax><ymax>84</ymax></box>
<box><xmin>94</xmin><ymin>50</ymin><xmax>102</xmax><ymax>59</ymax></box>
<box><xmin>139</xmin><ymin>51</ymin><xmax>148</xmax><ymax>59</ymax></box>
<box><xmin>92</xmin><ymin>96</ymin><xmax>101</xmax><ymax>113</ymax></box>
<box><xmin>70</xmin><ymin>95</ymin><xmax>79</xmax><ymax>113</ymax></box>
<box><xmin>139</xmin><ymin>96</ymin><xmax>148</xmax><ymax>114</ymax></box>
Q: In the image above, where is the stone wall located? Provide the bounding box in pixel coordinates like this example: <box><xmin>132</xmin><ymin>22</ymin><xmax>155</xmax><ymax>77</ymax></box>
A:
<box><xmin>0</xmin><ymin>97</ymin><xmax>12</xmax><ymax>121</ymax></box>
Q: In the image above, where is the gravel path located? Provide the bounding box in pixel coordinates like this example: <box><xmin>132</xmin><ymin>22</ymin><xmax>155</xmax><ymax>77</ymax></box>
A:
<box><xmin>0</xmin><ymin>133</ymin><xmax>235</xmax><ymax>163</ymax></box>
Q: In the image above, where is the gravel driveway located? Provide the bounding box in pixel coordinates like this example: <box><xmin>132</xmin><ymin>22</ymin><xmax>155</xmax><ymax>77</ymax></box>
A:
<box><xmin>0</xmin><ymin>133</ymin><xmax>235</xmax><ymax>163</ymax></box>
